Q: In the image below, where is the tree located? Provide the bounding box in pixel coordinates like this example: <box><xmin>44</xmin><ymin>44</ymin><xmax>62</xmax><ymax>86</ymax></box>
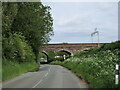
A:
<box><xmin>2</xmin><ymin>2</ymin><xmax>53</xmax><ymax>62</ymax></box>
<box><xmin>48</xmin><ymin>51</ymin><xmax>55</xmax><ymax>62</ymax></box>
<box><xmin>2</xmin><ymin>2</ymin><xmax>18</xmax><ymax>37</ymax></box>
<box><xmin>11</xmin><ymin>2</ymin><xmax>53</xmax><ymax>62</ymax></box>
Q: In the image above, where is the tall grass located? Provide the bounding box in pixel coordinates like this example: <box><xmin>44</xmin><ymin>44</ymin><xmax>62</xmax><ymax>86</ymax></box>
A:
<box><xmin>2</xmin><ymin>61</ymin><xmax>39</xmax><ymax>81</ymax></box>
<box><xmin>0</xmin><ymin>61</ymin><xmax>1</xmax><ymax>83</ymax></box>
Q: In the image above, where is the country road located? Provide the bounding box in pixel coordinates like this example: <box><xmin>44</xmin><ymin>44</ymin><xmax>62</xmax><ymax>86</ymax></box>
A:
<box><xmin>2</xmin><ymin>65</ymin><xmax>88</xmax><ymax>88</ymax></box>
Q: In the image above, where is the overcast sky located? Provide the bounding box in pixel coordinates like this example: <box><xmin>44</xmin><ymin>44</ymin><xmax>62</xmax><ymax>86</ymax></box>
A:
<box><xmin>42</xmin><ymin>1</ymin><xmax>118</xmax><ymax>44</ymax></box>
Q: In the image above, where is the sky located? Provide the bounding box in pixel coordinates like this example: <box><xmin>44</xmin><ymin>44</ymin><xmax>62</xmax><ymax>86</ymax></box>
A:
<box><xmin>42</xmin><ymin>0</ymin><xmax>118</xmax><ymax>44</ymax></box>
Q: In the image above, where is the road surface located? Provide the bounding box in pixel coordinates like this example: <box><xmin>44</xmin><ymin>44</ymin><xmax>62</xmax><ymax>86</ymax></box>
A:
<box><xmin>3</xmin><ymin>65</ymin><xmax>88</xmax><ymax>88</ymax></box>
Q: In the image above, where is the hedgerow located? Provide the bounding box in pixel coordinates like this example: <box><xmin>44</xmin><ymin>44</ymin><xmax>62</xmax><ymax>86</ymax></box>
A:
<box><xmin>51</xmin><ymin>41</ymin><xmax>120</xmax><ymax>88</ymax></box>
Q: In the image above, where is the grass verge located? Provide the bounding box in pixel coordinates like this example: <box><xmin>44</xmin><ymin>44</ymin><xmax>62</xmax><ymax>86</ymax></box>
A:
<box><xmin>2</xmin><ymin>61</ymin><xmax>39</xmax><ymax>81</ymax></box>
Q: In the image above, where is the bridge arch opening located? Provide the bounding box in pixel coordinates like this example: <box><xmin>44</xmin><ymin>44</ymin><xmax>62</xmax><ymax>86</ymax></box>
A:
<box><xmin>57</xmin><ymin>50</ymin><xmax>72</xmax><ymax>56</ymax></box>
<box><xmin>39</xmin><ymin>51</ymin><xmax>48</xmax><ymax>64</ymax></box>
<box><xmin>56</xmin><ymin>49</ymin><xmax>72</xmax><ymax>61</ymax></box>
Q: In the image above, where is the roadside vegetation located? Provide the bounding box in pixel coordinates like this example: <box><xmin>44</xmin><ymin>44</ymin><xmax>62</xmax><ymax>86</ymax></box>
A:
<box><xmin>51</xmin><ymin>41</ymin><xmax>120</xmax><ymax>88</ymax></box>
<box><xmin>39</xmin><ymin>49</ymin><xmax>71</xmax><ymax>64</ymax></box>
<box><xmin>2</xmin><ymin>2</ymin><xmax>53</xmax><ymax>81</ymax></box>
<box><xmin>39</xmin><ymin>52</ymin><xmax>48</xmax><ymax>64</ymax></box>
<box><xmin>2</xmin><ymin>61</ymin><xmax>39</xmax><ymax>81</ymax></box>
<box><xmin>48</xmin><ymin>50</ymin><xmax>71</xmax><ymax>62</ymax></box>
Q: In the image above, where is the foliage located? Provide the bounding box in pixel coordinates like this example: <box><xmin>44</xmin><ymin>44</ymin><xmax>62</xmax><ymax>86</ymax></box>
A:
<box><xmin>50</xmin><ymin>61</ymin><xmax>63</xmax><ymax>65</ymax></box>
<box><xmin>47</xmin><ymin>50</ymin><xmax>71</xmax><ymax>62</ymax></box>
<box><xmin>2</xmin><ymin>33</ymin><xmax>35</xmax><ymax>63</ymax></box>
<box><xmin>10</xmin><ymin>2</ymin><xmax>53</xmax><ymax>61</ymax></box>
<box><xmin>2</xmin><ymin>2</ymin><xmax>53</xmax><ymax>62</ymax></box>
<box><xmin>56</xmin><ymin>51</ymin><xmax>70</xmax><ymax>56</ymax></box>
<box><xmin>38</xmin><ymin>52</ymin><xmax>47</xmax><ymax>63</ymax></box>
<box><xmin>2</xmin><ymin>2</ymin><xmax>53</xmax><ymax>81</ymax></box>
<box><xmin>62</xmin><ymin>42</ymin><xmax>68</xmax><ymax>44</ymax></box>
<box><xmin>51</xmin><ymin>41</ymin><xmax>120</xmax><ymax>88</ymax></box>
<box><xmin>99</xmin><ymin>41</ymin><xmax>120</xmax><ymax>51</ymax></box>
<box><xmin>2</xmin><ymin>2</ymin><xmax>18</xmax><ymax>36</ymax></box>
<box><xmin>54</xmin><ymin>56</ymin><xmax>70</xmax><ymax>61</ymax></box>
<box><xmin>48</xmin><ymin>51</ymin><xmax>55</xmax><ymax>62</ymax></box>
<box><xmin>2</xmin><ymin>60</ymin><xmax>39</xmax><ymax>81</ymax></box>
<box><xmin>39</xmin><ymin>52</ymin><xmax>47</xmax><ymax>59</ymax></box>
<box><xmin>75</xmin><ymin>41</ymin><xmax>120</xmax><ymax>58</ymax></box>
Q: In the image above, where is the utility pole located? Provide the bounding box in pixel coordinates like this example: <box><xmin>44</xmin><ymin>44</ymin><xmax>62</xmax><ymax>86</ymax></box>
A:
<box><xmin>91</xmin><ymin>28</ymin><xmax>100</xmax><ymax>47</ymax></box>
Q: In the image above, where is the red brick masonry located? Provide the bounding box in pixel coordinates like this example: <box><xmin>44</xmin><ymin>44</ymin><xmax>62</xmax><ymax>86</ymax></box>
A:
<box><xmin>41</xmin><ymin>43</ymin><xmax>106</xmax><ymax>54</ymax></box>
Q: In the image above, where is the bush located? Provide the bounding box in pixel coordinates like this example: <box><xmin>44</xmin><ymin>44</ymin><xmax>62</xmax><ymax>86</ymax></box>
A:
<box><xmin>100</xmin><ymin>41</ymin><xmax>120</xmax><ymax>51</ymax></box>
<box><xmin>48</xmin><ymin>51</ymin><xmax>55</xmax><ymax>62</ymax></box>
<box><xmin>55</xmin><ymin>56</ymin><xmax>64</xmax><ymax>61</ymax></box>
<box><xmin>54</xmin><ymin>56</ymin><xmax>70</xmax><ymax>61</ymax></box>
<box><xmin>2</xmin><ymin>33</ymin><xmax>35</xmax><ymax>63</ymax></box>
<box><xmin>51</xmin><ymin>41</ymin><xmax>120</xmax><ymax>88</ymax></box>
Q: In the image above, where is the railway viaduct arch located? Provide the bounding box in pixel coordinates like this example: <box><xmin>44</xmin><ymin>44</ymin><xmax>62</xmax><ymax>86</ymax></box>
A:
<box><xmin>40</xmin><ymin>43</ymin><xmax>104</xmax><ymax>60</ymax></box>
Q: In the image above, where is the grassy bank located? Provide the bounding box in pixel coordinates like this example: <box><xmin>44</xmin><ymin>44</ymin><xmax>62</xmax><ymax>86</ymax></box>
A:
<box><xmin>2</xmin><ymin>61</ymin><xmax>39</xmax><ymax>81</ymax></box>
<box><xmin>0</xmin><ymin>61</ymin><xmax>1</xmax><ymax>83</ymax></box>
<box><xmin>51</xmin><ymin>41</ymin><xmax>120</xmax><ymax>88</ymax></box>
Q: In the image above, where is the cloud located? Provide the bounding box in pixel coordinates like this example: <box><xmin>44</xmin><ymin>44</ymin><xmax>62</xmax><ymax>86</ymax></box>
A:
<box><xmin>43</xmin><ymin>2</ymin><xmax>118</xmax><ymax>43</ymax></box>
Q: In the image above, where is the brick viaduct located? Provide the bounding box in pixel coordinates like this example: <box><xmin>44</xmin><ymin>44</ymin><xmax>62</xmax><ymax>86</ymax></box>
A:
<box><xmin>41</xmin><ymin>43</ymin><xmax>104</xmax><ymax>56</ymax></box>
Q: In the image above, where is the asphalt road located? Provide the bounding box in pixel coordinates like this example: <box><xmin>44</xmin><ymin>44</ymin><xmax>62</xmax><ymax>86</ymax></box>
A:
<box><xmin>3</xmin><ymin>65</ymin><xmax>88</xmax><ymax>88</ymax></box>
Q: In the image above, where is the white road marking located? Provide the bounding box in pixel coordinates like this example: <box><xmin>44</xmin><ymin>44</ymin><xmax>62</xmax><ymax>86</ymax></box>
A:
<box><xmin>32</xmin><ymin>79</ymin><xmax>43</xmax><ymax>88</ymax></box>
<box><xmin>32</xmin><ymin>66</ymin><xmax>51</xmax><ymax>88</ymax></box>
<box><xmin>32</xmin><ymin>72</ymin><xmax>49</xmax><ymax>88</ymax></box>
<box><xmin>49</xmin><ymin>67</ymin><xmax>51</xmax><ymax>72</ymax></box>
<box><xmin>45</xmin><ymin>73</ymin><xmax>48</xmax><ymax>77</ymax></box>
